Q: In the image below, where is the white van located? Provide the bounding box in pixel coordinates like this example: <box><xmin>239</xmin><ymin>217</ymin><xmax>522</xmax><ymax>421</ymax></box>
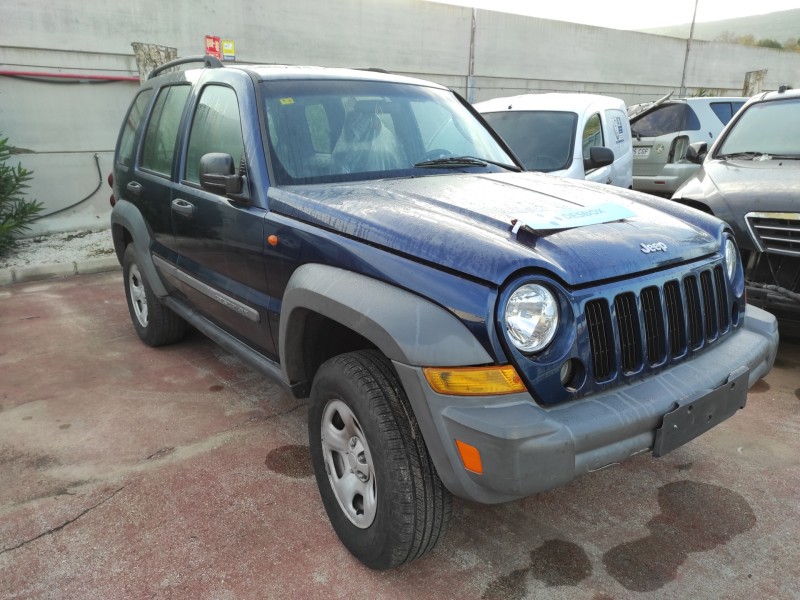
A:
<box><xmin>475</xmin><ymin>93</ymin><xmax>633</xmax><ymax>188</ymax></box>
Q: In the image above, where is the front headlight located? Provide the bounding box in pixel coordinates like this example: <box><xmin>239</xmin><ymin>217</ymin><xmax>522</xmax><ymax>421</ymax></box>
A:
<box><xmin>724</xmin><ymin>237</ymin><xmax>738</xmax><ymax>280</ymax></box>
<box><xmin>505</xmin><ymin>283</ymin><xmax>559</xmax><ymax>353</ymax></box>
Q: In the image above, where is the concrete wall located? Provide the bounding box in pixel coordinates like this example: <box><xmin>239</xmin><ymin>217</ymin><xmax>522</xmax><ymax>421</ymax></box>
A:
<box><xmin>2</xmin><ymin>0</ymin><xmax>799</xmax><ymax>236</ymax></box>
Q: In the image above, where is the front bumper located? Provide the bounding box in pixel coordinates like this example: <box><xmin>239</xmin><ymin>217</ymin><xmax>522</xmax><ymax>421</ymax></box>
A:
<box><xmin>394</xmin><ymin>304</ymin><xmax>779</xmax><ymax>504</ymax></box>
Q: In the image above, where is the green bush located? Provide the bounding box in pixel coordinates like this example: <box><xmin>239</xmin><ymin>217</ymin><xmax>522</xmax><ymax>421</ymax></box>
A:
<box><xmin>0</xmin><ymin>135</ymin><xmax>43</xmax><ymax>256</ymax></box>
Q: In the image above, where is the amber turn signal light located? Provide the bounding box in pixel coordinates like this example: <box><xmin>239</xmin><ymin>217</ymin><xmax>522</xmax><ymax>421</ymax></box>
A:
<box><xmin>423</xmin><ymin>365</ymin><xmax>525</xmax><ymax>396</ymax></box>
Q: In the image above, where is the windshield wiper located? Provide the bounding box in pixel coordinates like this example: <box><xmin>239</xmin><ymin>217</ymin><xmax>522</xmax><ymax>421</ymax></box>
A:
<box><xmin>414</xmin><ymin>155</ymin><xmax>521</xmax><ymax>171</ymax></box>
<box><xmin>767</xmin><ymin>154</ymin><xmax>800</xmax><ymax>160</ymax></box>
<box><xmin>717</xmin><ymin>151</ymin><xmax>770</xmax><ymax>160</ymax></box>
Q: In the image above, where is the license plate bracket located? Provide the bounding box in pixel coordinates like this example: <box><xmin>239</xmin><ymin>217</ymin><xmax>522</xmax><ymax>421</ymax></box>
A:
<box><xmin>653</xmin><ymin>366</ymin><xmax>749</xmax><ymax>457</ymax></box>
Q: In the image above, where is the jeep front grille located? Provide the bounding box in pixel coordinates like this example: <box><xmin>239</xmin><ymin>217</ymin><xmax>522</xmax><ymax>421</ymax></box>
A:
<box><xmin>586</xmin><ymin>266</ymin><xmax>730</xmax><ymax>382</ymax></box>
<box><xmin>745</xmin><ymin>212</ymin><xmax>800</xmax><ymax>257</ymax></box>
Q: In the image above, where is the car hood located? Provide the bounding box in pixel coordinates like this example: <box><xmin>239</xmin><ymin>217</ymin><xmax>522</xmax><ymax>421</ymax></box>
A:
<box><xmin>268</xmin><ymin>172</ymin><xmax>719</xmax><ymax>287</ymax></box>
<box><xmin>703</xmin><ymin>159</ymin><xmax>800</xmax><ymax>206</ymax></box>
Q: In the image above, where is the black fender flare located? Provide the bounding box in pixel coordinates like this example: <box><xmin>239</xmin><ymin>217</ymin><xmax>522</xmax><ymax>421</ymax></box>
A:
<box><xmin>279</xmin><ymin>264</ymin><xmax>492</xmax><ymax>386</ymax></box>
<box><xmin>110</xmin><ymin>199</ymin><xmax>168</xmax><ymax>297</ymax></box>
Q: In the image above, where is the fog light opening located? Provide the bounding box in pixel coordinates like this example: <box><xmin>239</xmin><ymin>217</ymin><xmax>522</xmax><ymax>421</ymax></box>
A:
<box><xmin>560</xmin><ymin>359</ymin><xmax>585</xmax><ymax>392</ymax></box>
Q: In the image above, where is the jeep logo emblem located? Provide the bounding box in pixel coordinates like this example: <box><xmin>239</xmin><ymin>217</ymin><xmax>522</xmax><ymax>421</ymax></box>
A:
<box><xmin>641</xmin><ymin>242</ymin><xmax>668</xmax><ymax>254</ymax></box>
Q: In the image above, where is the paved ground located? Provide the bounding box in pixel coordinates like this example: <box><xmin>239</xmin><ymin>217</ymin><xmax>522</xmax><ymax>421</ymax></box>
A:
<box><xmin>1</xmin><ymin>271</ymin><xmax>798</xmax><ymax>600</ymax></box>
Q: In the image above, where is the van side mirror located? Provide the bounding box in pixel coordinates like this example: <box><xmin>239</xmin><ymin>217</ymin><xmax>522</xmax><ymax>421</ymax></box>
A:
<box><xmin>686</xmin><ymin>142</ymin><xmax>707</xmax><ymax>164</ymax></box>
<box><xmin>584</xmin><ymin>146</ymin><xmax>614</xmax><ymax>171</ymax></box>
<box><xmin>199</xmin><ymin>153</ymin><xmax>251</xmax><ymax>203</ymax></box>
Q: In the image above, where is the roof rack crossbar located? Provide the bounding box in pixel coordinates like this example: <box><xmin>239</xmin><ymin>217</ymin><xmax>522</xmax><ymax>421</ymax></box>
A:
<box><xmin>148</xmin><ymin>55</ymin><xmax>224</xmax><ymax>80</ymax></box>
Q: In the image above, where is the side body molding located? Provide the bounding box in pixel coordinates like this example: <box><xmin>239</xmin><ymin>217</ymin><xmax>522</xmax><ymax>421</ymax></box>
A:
<box><xmin>110</xmin><ymin>199</ymin><xmax>168</xmax><ymax>297</ymax></box>
<box><xmin>279</xmin><ymin>264</ymin><xmax>493</xmax><ymax>387</ymax></box>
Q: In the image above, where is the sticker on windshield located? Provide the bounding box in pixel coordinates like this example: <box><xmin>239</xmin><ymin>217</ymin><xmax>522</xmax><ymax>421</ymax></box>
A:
<box><xmin>279</xmin><ymin>98</ymin><xmax>295</xmax><ymax>105</ymax></box>
<box><xmin>512</xmin><ymin>202</ymin><xmax>636</xmax><ymax>234</ymax></box>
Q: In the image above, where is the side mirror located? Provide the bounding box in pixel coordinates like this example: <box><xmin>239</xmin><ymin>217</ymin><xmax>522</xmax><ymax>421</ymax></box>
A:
<box><xmin>686</xmin><ymin>142</ymin><xmax>707</xmax><ymax>164</ymax></box>
<box><xmin>199</xmin><ymin>153</ymin><xmax>250</xmax><ymax>203</ymax></box>
<box><xmin>584</xmin><ymin>146</ymin><xmax>615</xmax><ymax>171</ymax></box>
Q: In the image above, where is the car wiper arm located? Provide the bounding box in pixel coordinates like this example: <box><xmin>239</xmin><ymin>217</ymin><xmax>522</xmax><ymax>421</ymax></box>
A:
<box><xmin>414</xmin><ymin>155</ymin><xmax>521</xmax><ymax>171</ymax></box>
<box><xmin>717</xmin><ymin>151</ymin><xmax>768</xmax><ymax>160</ymax></box>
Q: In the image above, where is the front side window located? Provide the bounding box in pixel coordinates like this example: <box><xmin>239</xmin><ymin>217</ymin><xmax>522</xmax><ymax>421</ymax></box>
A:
<box><xmin>185</xmin><ymin>85</ymin><xmax>245</xmax><ymax>184</ymax></box>
<box><xmin>262</xmin><ymin>79</ymin><xmax>515</xmax><ymax>184</ymax></box>
<box><xmin>117</xmin><ymin>90</ymin><xmax>153</xmax><ymax>167</ymax></box>
<box><xmin>140</xmin><ymin>85</ymin><xmax>191</xmax><ymax>176</ymax></box>
<box><xmin>631</xmin><ymin>103</ymin><xmax>700</xmax><ymax>137</ymax></box>
<box><xmin>717</xmin><ymin>98</ymin><xmax>800</xmax><ymax>156</ymax></box>
<box><xmin>582</xmin><ymin>113</ymin><xmax>604</xmax><ymax>160</ymax></box>
<box><xmin>481</xmin><ymin>111</ymin><xmax>577</xmax><ymax>172</ymax></box>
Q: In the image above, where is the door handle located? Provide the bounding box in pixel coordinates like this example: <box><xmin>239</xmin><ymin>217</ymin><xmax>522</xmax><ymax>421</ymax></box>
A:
<box><xmin>126</xmin><ymin>181</ymin><xmax>142</xmax><ymax>196</ymax></box>
<box><xmin>171</xmin><ymin>198</ymin><xmax>195</xmax><ymax>217</ymax></box>
<box><xmin>605</xmin><ymin>177</ymin><xmax>612</xmax><ymax>184</ymax></box>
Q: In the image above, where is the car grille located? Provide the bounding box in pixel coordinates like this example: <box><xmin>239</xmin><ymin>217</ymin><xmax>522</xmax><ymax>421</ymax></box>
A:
<box><xmin>745</xmin><ymin>212</ymin><xmax>800</xmax><ymax>257</ymax></box>
<box><xmin>585</xmin><ymin>266</ymin><xmax>730</xmax><ymax>381</ymax></box>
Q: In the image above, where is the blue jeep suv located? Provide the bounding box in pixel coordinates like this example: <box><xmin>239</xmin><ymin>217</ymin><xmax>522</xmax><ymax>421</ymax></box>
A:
<box><xmin>110</xmin><ymin>56</ymin><xmax>779</xmax><ymax>569</ymax></box>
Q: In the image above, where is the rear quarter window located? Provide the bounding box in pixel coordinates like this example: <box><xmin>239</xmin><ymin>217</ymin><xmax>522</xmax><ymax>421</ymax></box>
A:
<box><xmin>117</xmin><ymin>90</ymin><xmax>154</xmax><ymax>167</ymax></box>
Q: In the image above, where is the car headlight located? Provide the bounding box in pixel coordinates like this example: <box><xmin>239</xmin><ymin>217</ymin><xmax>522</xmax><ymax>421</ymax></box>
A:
<box><xmin>505</xmin><ymin>283</ymin><xmax>559</xmax><ymax>353</ymax></box>
<box><xmin>724</xmin><ymin>237</ymin><xmax>738</xmax><ymax>280</ymax></box>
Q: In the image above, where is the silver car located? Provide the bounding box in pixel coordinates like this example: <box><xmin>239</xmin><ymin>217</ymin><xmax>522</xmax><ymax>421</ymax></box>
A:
<box><xmin>630</xmin><ymin>95</ymin><xmax>746</xmax><ymax>196</ymax></box>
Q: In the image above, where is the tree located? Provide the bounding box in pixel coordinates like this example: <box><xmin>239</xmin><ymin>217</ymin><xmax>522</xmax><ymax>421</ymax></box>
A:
<box><xmin>0</xmin><ymin>135</ymin><xmax>43</xmax><ymax>256</ymax></box>
<box><xmin>757</xmin><ymin>38</ymin><xmax>783</xmax><ymax>49</ymax></box>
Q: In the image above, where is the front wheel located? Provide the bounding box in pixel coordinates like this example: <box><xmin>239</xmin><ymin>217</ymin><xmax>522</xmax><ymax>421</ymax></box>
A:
<box><xmin>308</xmin><ymin>350</ymin><xmax>452</xmax><ymax>570</ymax></box>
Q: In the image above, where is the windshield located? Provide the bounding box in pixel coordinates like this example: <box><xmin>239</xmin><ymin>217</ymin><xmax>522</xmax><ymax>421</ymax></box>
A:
<box><xmin>480</xmin><ymin>111</ymin><xmax>577</xmax><ymax>172</ymax></box>
<box><xmin>717</xmin><ymin>97</ymin><xmax>800</xmax><ymax>157</ymax></box>
<box><xmin>261</xmin><ymin>79</ymin><xmax>516</xmax><ymax>184</ymax></box>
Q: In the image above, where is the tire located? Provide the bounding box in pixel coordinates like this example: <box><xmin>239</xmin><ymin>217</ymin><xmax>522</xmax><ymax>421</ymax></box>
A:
<box><xmin>308</xmin><ymin>350</ymin><xmax>452</xmax><ymax>570</ymax></box>
<box><xmin>122</xmin><ymin>244</ymin><xmax>186</xmax><ymax>347</ymax></box>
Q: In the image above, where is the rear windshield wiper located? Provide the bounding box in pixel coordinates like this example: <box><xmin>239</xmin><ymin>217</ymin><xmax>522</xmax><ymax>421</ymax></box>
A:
<box><xmin>414</xmin><ymin>155</ymin><xmax>521</xmax><ymax>172</ymax></box>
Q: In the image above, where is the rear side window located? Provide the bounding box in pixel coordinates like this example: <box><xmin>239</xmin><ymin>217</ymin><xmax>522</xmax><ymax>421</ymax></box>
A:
<box><xmin>185</xmin><ymin>85</ymin><xmax>245</xmax><ymax>184</ymax></box>
<box><xmin>117</xmin><ymin>90</ymin><xmax>153</xmax><ymax>167</ymax></box>
<box><xmin>631</xmin><ymin>104</ymin><xmax>700</xmax><ymax>137</ymax></box>
<box><xmin>710</xmin><ymin>101</ymin><xmax>745</xmax><ymax>125</ymax></box>
<box><xmin>140</xmin><ymin>85</ymin><xmax>191</xmax><ymax>176</ymax></box>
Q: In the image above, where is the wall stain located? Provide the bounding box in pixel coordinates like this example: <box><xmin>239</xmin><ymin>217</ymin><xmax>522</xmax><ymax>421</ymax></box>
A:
<box><xmin>750</xmin><ymin>379</ymin><xmax>770</xmax><ymax>394</ymax></box>
<box><xmin>209</xmin><ymin>384</ymin><xmax>224</xmax><ymax>392</ymax></box>
<box><xmin>603</xmin><ymin>480</ymin><xmax>756</xmax><ymax>592</ymax></box>
<box><xmin>59</xmin><ymin>423</ymin><xmax>71</xmax><ymax>430</ymax></box>
<box><xmin>482</xmin><ymin>540</ymin><xmax>591</xmax><ymax>598</ymax></box>
<box><xmin>265</xmin><ymin>444</ymin><xmax>313</xmax><ymax>478</ymax></box>
<box><xmin>795</xmin><ymin>388</ymin><xmax>800</xmax><ymax>401</ymax></box>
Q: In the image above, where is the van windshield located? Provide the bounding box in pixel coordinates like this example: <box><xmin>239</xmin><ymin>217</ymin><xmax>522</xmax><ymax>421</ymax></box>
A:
<box><xmin>480</xmin><ymin>111</ymin><xmax>578</xmax><ymax>172</ymax></box>
<box><xmin>261</xmin><ymin>79</ymin><xmax>516</xmax><ymax>184</ymax></box>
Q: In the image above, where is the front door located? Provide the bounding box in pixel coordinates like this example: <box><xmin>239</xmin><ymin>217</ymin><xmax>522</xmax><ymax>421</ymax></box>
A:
<box><xmin>169</xmin><ymin>82</ymin><xmax>275</xmax><ymax>357</ymax></box>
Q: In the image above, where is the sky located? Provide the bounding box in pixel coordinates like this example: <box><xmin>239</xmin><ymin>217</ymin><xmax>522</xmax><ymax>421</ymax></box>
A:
<box><xmin>427</xmin><ymin>0</ymin><xmax>800</xmax><ymax>31</ymax></box>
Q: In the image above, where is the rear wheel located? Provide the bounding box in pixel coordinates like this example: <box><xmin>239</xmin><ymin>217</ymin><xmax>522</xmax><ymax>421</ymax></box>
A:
<box><xmin>308</xmin><ymin>350</ymin><xmax>452</xmax><ymax>570</ymax></box>
<box><xmin>122</xmin><ymin>244</ymin><xmax>186</xmax><ymax>347</ymax></box>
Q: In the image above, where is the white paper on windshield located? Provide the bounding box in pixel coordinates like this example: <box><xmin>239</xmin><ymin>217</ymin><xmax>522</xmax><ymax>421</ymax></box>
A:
<box><xmin>512</xmin><ymin>202</ymin><xmax>636</xmax><ymax>234</ymax></box>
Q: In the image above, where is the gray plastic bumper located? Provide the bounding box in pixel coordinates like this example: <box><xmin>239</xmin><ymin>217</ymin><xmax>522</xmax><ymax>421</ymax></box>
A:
<box><xmin>393</xmin><ymin>304</ymin><xmax>779</xmax><ymax>504</ymax></box>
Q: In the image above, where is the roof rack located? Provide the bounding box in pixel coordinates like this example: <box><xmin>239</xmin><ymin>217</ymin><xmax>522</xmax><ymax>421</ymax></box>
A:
<box><xmin>148</xmin><ymin>55</ymin><xmax>224</xmax><ymax>80</ymax></box>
